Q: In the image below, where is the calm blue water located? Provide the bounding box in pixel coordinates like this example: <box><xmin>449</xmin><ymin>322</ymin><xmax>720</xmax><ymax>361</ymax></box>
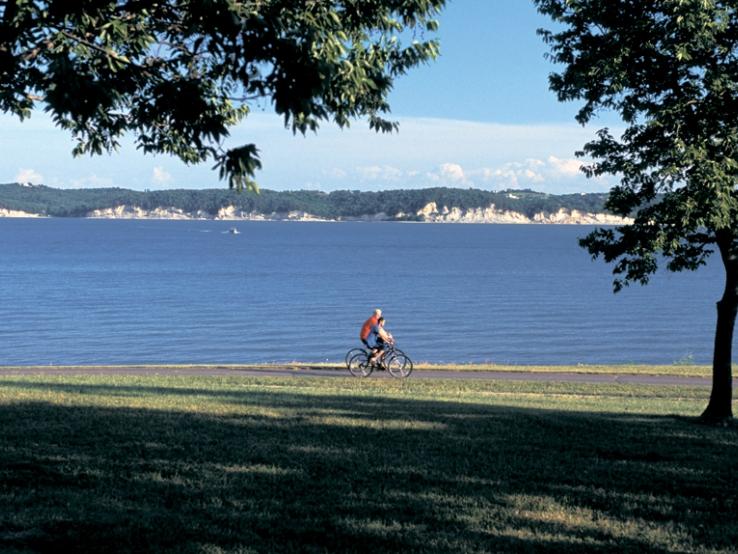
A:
<box><xmin>0</xmin><ymin>218</ymin><xmax>726</xmax><ymax>365</ymax></box>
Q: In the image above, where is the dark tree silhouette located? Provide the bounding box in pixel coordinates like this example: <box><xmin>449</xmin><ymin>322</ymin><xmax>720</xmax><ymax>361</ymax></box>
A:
<box><xmin>537</xmin><ymin>0</ymin><xmax>738</xmax><ymax>420</ymax></box>
<box><xmin>0</xmin><ymin>0</ymin><xmax>444</xmax><ymax>190</ymax></box>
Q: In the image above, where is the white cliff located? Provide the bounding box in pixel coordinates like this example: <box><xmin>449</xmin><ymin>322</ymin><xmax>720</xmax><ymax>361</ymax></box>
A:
<box><xmin>88</xmin><ymin>204</ymin><xmax>335</xmax><ymax>221</ymax></box>
<box><xmin>88</xmin><ymin>206</ymin><xmax>195</xmax><ymax>219</ymax></box>
<box><xmin>0</xmin><ymin>208</ymin><xmax>45</xmax><ymax>217</ymax></box>
<box><xmin>414</xmin><ymin>202</ymin><xmax>632</xmax><ymax>225</ymax></box>
<box><xmin>6</xmin><ymin>202</ymin><xmax>632</xmax><ymax>224</ymax></box>
<box><xmin>532</xmin><ymin>208</ymin><xmax>632</xmax><ymax>225</ymax></box>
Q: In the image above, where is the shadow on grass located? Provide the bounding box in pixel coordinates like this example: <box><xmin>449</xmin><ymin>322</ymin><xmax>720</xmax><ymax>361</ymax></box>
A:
<box><xmin>0</xmin><ymin>380</ymin><xmax>736</xmax><ymax>553</ymax></box>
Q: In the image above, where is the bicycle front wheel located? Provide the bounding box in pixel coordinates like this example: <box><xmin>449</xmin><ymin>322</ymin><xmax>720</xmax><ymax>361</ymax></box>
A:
<box><xmin>391</xmin><ymin>348</ymin><xmax>413</xmax><ymax>369</ymax></box>
<box><xmin>386</xmin><ymin>354</ymin><xmax>413</xmax><ymax>378</ymax></box>
<box><xmin>348</xmin><ymin>352</ymin><xmax>373</xmax><ymax>377</ymax></box>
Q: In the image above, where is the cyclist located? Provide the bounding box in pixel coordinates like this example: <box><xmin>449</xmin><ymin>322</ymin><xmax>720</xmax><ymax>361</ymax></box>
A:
<box><xmin>368</xmin><ymin>317</ymin><xmax>394</xmax><ymax>366</ymax></box>
<box><xmin>359</xmin><ymin>308</ymin><xmax>381</xmax><ymax>350</ymax></box>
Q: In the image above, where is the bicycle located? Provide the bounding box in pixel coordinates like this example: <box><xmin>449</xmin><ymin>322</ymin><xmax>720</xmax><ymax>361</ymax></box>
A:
<box><xmin>344</xmin><ymin>344</ymin><xmax>412</xmax><ymax>368</ymax></box>
<box><xmin>345</xmin><ymin>343</ymin><xmax>413</xmax><ymax>378</ymax></box>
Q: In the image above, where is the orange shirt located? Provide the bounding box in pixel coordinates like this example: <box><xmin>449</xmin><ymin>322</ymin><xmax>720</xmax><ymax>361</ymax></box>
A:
<box><xmin>360</xmin><ymin>315</ymin><xmax>379</xmax><ymax>340</ymax></box>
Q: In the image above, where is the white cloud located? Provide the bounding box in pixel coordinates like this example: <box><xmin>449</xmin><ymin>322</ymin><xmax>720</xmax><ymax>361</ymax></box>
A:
<box><xmin>480</xmin><ymin>167</ymin><xmax>523</xmax><ymax>188</ymax></box>
<box><xmin>15</xmin><ymin>168</ymin><xmax>43</xmax><ymax>185</ymax></box>
<box><xmin>229</xmin><ymin>114</ymin><xmax>616</xmax><ymax>192</ymax></box>
<box><xmin>439</xmin><ymin>162</ymin><xmax>466</xmax><ymax>183</ymax></box>
<box><xmin>152</xmin><ymin>166</ymin><xmax>173</xmax><ymax>186</ymax></box>
<box><xmin>469</xmin><ymin>157</ymin><xmax>588</xmax><ymax>190</ymax></box>
<box><xmin>358</xmin><ymin>156</ymin><xmax>593</xmax><ymax>191</ymax></box>
<box><xmin>547</xmin><ymin>155</ymin><xmax>583</xmax><ymax>177</ymax></box>
<box><xmin>523</xmin><ymin>169</ymin><xmax>544</xmax><ymax>182</ymax></box>
<box><xmin>472</xmin><ymin>163</ymin><xmax>539</xmax><ymax>189</ymax></box>
<box><xmin>2</xmin><ymin>110</ymin><xmax>622</xmax><ymax>193</ymax></box>
<box><xmin>356</xmin><ymin>165</ymin><xmax>404</xmax><ymax>181</ymax></box>
<box><xmin>425</xmin><ymin>171</ymin><xmax>441</xmax><ymax>183</ymax></box>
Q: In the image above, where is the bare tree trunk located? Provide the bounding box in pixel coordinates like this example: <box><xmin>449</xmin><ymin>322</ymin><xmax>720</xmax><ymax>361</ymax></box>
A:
<box><xmin>702</xmin><ymin>233</ymin><xmax>737</xmax><ymax>421</ymax></box>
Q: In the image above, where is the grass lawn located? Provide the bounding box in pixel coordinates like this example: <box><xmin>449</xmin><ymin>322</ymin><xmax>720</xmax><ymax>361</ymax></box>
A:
<box><xmin>0</xmin><ymin>374</ymin><xmax>735</xmax><ymax>553</ymax></box>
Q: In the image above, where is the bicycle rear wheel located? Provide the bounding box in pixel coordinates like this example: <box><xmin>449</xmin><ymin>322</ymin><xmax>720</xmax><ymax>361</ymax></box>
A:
<box><xmin>386</xmin><ymin>354</ymin><xmax>413</xmax><ymax>378</ymax></box>
<box><xmin>345</xmin><ymin>347</ymin><xmax>365</xmax><ymax>368</ymax></box>
<box><xmin>348</xmin><ymin>352</ymin><xmax>373</xmax><ymax>377</ymax></box>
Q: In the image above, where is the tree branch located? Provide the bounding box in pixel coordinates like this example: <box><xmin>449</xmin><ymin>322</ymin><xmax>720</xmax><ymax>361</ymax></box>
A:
<box><xmin>58</xmin><ymin>28</ymin><xmax>129</xmax><ymax>62</ymax></box>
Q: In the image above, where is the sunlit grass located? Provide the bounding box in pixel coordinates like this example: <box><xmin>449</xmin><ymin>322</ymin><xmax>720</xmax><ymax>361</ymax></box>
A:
<box><xmin>0</xmin><ymin>374</ymin><xmax>735</xmax><ymax>553</ymax></box>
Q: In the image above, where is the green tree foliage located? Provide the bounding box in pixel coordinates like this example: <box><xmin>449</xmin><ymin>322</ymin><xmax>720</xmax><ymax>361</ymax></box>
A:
<box><xmin>0</xmin><ymin>0</ymin><xmax>444</xmax><ymax>190</ymax></box>
<box><xmin>536</xmin><ymin>0</ymin><xmax>738</xmax><ymax>420</ymax></box>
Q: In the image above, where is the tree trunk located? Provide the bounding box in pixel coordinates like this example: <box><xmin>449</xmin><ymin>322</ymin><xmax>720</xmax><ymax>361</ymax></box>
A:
<box><xmin>701</xmin><ymin>234</ymin><xmax>737</xmax><ymax>421</ymax></box>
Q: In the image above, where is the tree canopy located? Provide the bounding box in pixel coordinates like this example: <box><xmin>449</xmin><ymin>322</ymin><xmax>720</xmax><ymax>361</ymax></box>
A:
<box><xmin>536</xmin><ymin>0</ymin><xmax>738</xmax><ymax>420</ymax></box>
<box><xmin>0</xmin><ymin>0</ymin><xmax>444</xmax><ymax>190</ymax></box>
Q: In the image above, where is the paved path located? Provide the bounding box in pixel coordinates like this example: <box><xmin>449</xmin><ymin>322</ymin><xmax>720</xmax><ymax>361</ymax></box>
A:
<box><xmin>0</xmin><ymin>365</ymin><xmax>728</xmax><ymax>386</ymax></box>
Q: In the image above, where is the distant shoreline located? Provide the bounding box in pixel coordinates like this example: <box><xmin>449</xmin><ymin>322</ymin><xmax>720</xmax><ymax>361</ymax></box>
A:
<box><xmin>0</xmin><ymin>207</ymin><xmax>631</xmax><ymax>225</ymax></box>
<box><xmin>0</xmin><ymin>183</ymin><xmax>633</xmax><ymax>224</ymax></box>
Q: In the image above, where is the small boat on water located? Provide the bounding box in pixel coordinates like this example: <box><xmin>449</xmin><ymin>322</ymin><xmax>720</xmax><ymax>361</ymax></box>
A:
<box><xmin>228</xmin><ymin>227</ymin><xmax>240</xmax><ymax>235</ymax></box>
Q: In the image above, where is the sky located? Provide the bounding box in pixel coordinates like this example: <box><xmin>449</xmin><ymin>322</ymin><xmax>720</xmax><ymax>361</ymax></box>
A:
<box><xmin>0</xmin><ymin>1</ymin><xmax>623</xmax><ymax>194</ymax></box>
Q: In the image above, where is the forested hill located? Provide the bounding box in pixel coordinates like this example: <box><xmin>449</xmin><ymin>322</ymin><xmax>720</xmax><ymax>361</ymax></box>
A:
<box><xmin>0</xmin><ymin>183</ymin><xmax>611</xmax><ymax>220</ymax></box>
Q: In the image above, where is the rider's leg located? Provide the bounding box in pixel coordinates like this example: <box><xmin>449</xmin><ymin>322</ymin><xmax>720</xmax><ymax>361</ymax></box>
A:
<box><xmin>367</xmin><ymin>337</ymin><xmax>380</xmax><ymax>364</ymax></box>
<box><xmin>369</xmin><ymin>345</ymin><xmax>385</xmax><ymax>366</ymax></box>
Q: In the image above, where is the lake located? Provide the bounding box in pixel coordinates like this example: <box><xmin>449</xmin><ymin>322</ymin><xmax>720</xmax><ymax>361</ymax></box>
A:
<box><xmin>0</xmin><ymin>218</ymin><xmax>725</xmax><ymax>365</ymax></box>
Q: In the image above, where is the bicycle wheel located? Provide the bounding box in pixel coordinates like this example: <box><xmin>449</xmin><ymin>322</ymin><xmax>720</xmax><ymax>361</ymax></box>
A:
<box><xmin>344</xmin><ymin>347</ymin><xmax>365</xmax><ymax>368</ymax></box>
<box><xmin>392</xmin><ymin>348</ymin><xmax>413</xmax><ymax>368</ymax></box>
<box><xmin>348</xmin><ymin>352</ymin><xmax>373</xmax><ymax>377</ymax></box>
<box><xmin>386</xmin><ymin>354</ymin><xmax>413</xmax><ymax>378</ymax></box>
<box><xmin>403</xmin><ymin>353</ymin><xmax>414</xmax><ymax>374</ymax></box>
